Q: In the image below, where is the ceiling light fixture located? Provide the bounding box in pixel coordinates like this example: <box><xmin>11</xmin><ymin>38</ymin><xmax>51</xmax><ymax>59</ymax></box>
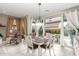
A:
<box><xmin>38</xmin><ymin>3</ymin><xmax>43</xmax><ymax>23</ymax></box>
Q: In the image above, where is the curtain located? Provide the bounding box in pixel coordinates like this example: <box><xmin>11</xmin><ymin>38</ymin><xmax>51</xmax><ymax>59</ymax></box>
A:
<box><xmin>64</xmin><ymin>9</ymin><xmax>79</xmax><ymax>55</ymax></box>
<box><xmin>19</xmin><ymin>17</ymin><xmax>27</xmax><ymax>34</ymax></box>
<box><xmin>7</xmin><ymin>16</ymin><xmax>13</xmax><ymax>36</ymax></box>
<box><xmin>25</xmin><ymin>17</ymin><xmax>27</xmax><ymax>35</ymax></box>
<box><xmin>64</xmin><ymin>9</ymin><xmax>79</xmax><ymax>34</ymax></box>
<box><xmin>19</xmin><ymin>18</ymin><xmax>24</xmax><ymax>34</ymax></box>
<box><xmin>16</xmin><ymin>18</ymin><xmax>20</xmax><ymax>33</ymax></box>
<box><xmin>23</xmin><ymin>17</ymin><xmax>27</xmax><ymax>35</ymax></box>
<box><xmin>7</xmin><ymin>16</ymin><xmax>27</xmax><ymax>36</ymax></box>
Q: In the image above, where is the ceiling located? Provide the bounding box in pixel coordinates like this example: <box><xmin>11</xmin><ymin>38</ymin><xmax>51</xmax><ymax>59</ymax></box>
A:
<box><xmin>0</xmin><ymin>3</ymin><xmax>79</xmax><ymax>18</ymax></box>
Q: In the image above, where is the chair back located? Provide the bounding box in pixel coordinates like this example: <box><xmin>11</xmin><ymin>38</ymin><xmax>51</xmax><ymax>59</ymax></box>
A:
<box><xmin>25</xmin><ymin>35</ymin><xmax>33</xmax><ymax>47</ymax></box>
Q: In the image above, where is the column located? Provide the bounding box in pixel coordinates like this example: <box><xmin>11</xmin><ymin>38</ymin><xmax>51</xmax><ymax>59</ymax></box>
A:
<box><xmin>60</xmin><ymin>14</ymin><xmax>64</xmax><ymax>46</ymax></box>
<box><xmin>27</xmin><ymin>16</ymin><xmax>32</xmax><ymax>35</ymax></box>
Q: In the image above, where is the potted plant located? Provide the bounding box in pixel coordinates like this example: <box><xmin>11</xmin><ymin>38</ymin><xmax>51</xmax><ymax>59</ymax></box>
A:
<box><xmin>0</xmin><ymin>33</ymin><xmax>3</xmax><ymax>44</ymax></box>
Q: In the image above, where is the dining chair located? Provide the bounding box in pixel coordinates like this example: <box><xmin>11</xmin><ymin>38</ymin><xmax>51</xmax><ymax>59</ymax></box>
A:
<box><xmin>6</xmin><ymin>37</ymin><xmax>11</xmax><ymax>44</ymax></box>
<box><xmin>25</xmin><ymin>35</ymin><xmax>34</xmax><ymax>56</ymax></box>
<box><xmin>43</xmin><ymin>33</ymin><xmax>56</xmax><ymax>56</ymax></box>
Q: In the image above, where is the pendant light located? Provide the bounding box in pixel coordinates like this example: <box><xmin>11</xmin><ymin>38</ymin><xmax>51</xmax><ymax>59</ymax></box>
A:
<box><xmin>38</xmin><ymin>3</ymin><xmax>43</xmax><ymax>23</ymax></box>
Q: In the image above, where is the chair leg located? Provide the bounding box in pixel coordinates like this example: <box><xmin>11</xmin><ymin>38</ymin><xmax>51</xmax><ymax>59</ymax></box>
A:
<box><xmin>42</xmin><ymin>45</ymin><xmax>48</xmax><ymax>55</ymax></box>
<box><xmin>38</xmin><ymin>45</ymin><xmax>42</xmax><ymax>56</ymax></box>
<box><xmin>49</xmin><ymin>44</ymin><xmax>56</xmax><ymax>56</ymax></box>
<box><xmin>31</xmin><ymin>49</ymin><xmax>35</xmax><ymax>56</ymax></box>
<box><xmin>49</xmin><ymin>48</ymin><xmax>51</xmax><ymax>56</ymax></box>
<box><xmin>52</xmin><ymin>46</ymin><xmax>56</xmax><ymax>56</ymax></box>
<box><xmin>42</xmin><ymin>49</ymin><xmax>46</xmax><ymax>55</ymax></box>
<box><xmin>26</xmin><ymin>47</ymin><xmax>30</xmax><ymax>56</ymax></box>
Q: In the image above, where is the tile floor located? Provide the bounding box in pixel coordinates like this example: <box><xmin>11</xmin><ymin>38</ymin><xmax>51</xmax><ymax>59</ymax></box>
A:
<box><xmin>0</xmin><ymin>41</ymin><xmax>74</xmax><ymax>56</ymax></box>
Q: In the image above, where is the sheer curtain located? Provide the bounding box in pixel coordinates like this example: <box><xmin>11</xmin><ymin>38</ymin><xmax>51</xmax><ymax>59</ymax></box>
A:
<box><xmin>64</xmin><ymin>9</ymin><xmax>79</xmax><ymax>34</ymax></box>
<box><xmin>60</xmin><ymin>9</ymin><xmax>79</xmax><ymax>46</ymax></box>
<box><xmin>64</xmin><ymin>9</ymin><xmax>79</xmax><ymax>55</ymax></box>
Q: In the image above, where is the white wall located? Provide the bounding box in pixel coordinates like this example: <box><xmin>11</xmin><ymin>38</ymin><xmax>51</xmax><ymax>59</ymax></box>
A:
<box><xmin>0</xmin><ymin>14</ymin><xmax>7</xmax><ymax>26</ymax></box>
<box><xmin>77</xmin><ymin>10</ymin><xmax>79</xmax><ymax>26</ymax></box>
<box><xmin>0</xmin><ymin>14</ymin><xmax>7</xmax><ymax>40</ymax></box>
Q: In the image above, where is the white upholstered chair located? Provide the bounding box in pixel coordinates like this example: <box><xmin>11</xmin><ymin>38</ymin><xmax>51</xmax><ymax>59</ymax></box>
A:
<box><xmin>43</xmin><ymin>33</ymin><xmax>55</xmax><ymax>56</ymax></box>
<box><xmin>25</xmin><ymin>35</ymin><xmax>34</xmax><ymax>55</ymax></box>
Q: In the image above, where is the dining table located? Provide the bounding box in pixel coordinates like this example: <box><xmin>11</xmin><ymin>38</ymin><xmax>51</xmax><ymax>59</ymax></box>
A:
<box><xmin>32</xmin><ymin>36</ymin><xmax>48</xmax><ymax>56</ymax></box>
